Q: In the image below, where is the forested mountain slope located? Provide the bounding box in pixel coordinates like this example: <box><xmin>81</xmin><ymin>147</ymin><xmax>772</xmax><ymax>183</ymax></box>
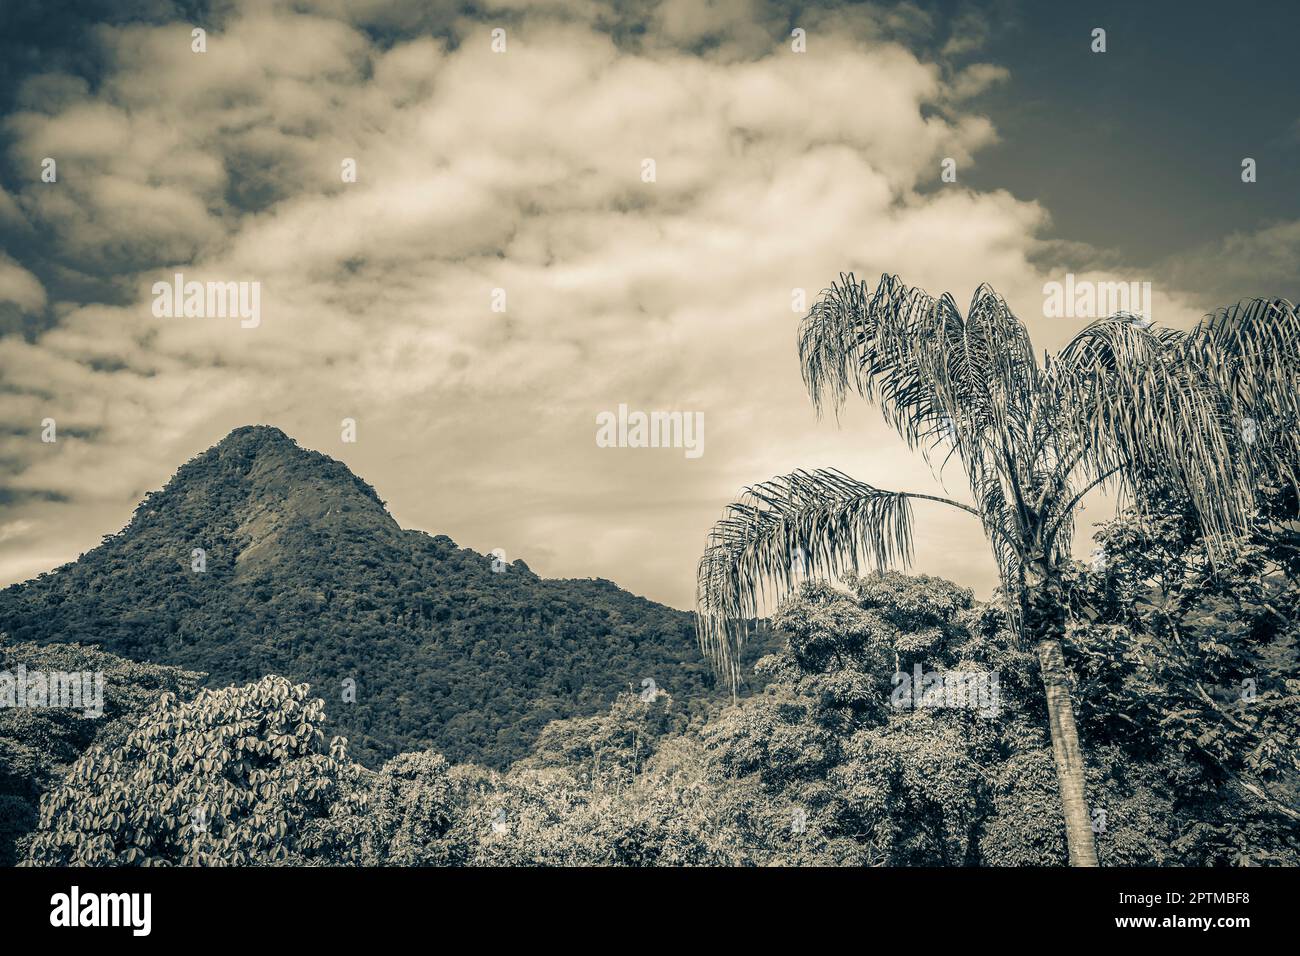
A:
<box><xmin>0</xmin><ymin>426</ymin><xmax>774</xmax><ymax>766</ymax></box>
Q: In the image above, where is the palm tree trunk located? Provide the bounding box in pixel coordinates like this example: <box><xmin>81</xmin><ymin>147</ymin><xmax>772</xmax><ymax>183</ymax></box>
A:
<box><xmin>1024</xmin><ymin>562</ymin><xmax>1099</xmax><ymax>866</ymax></box>
<box><xmin>1036</xmin><ymin>636</ymin><xmax>1099</xmax><ymax>866</ymax></box>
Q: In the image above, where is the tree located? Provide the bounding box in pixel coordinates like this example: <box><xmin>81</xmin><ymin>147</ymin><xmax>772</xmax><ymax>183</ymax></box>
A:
<box><xmin>0</xmin><ymin>638</ymin><xmax>202</xmax><ymax>865</ymax></box>
<box><xmin>26</xmin><ymin>675</ymin><xmax>361</xmax><ymax>866</ymax></box>
<box><xmin>696</xmin><ymin>275</ymin><xmax>1300</xmax><ymax>865</ymax></box>
<box><xmin>1066</xmin><ymin>486</ymin><xmax>1300</xmax><ymax>861</ymax></box>
<box><xmin>352</xmin><ymin>751</ymin><xmax>467</xmax><ymax>866</ymax></box>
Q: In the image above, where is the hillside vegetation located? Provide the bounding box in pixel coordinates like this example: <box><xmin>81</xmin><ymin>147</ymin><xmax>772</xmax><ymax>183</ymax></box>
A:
<box><xmin>0</xmin><ymin>426</ymin><xmax>775</xmax><ymax>768</ymax></box>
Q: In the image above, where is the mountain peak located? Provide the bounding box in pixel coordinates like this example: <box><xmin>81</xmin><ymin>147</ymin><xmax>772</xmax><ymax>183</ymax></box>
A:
<box><xmin>113</xmin><ymin>425</ymin><xmax>397</xmax><ymax>579</ymax></box>
<box><xmin>168</xmin><ymin>425</ymin><xmax>386</xmax><ymax>511</ymax></box>
<box><xmin>215</xmin><ymin>424</ymin><xmax>298</xmax><ymax>450</ymax></box>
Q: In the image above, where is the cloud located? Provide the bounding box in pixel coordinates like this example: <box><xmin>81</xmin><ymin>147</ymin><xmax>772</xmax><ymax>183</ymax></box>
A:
<box><xmin>0</xmin><ymin>251</ymin><xmax>45</xmax><ymax>312</ymax></box>
<box><xmin>0</xmin><ymin>0</ymin><xmax>1223</xmax><ymax>609</ymax></box>
<box><xmin>946</xmin><ymin>62</ymin><xmax>1009</xmax><ymax>101</ymax></box>
<box><xmin>1156</xmin><ymin>218</ymin><xmax>1300</xmax><ymax>309</ymax></box>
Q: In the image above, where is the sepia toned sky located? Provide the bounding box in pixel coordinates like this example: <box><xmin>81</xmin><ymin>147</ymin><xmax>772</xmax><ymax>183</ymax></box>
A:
<box><xmin>0</xmin><ymin>0</ymin><xmax>1297</xmax><ymax>610</ymax></box>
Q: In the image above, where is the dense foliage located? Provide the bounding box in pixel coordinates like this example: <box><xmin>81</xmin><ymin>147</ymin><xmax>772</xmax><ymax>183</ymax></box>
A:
<box><xmin>21</xmin><ymin>561</ymin><xmax>1294</xmax><ymax>866</ymax></box>
<box><xmin>0</xmin><ymin>639</ymin><xmax>201</xmax><ymax>865</ymax></box>
<box><xmin>1064</xmin><ymin>484</ymin><xmax>1300</xmax><ymax>864</ymax></box>
<box><xmin>27</xmin><ymin>675</ymin><xmax>362</xmax><ymax>866</ymax></box>
<box><xmin>0</xmin><ymin>426</ymin><xmax>776</xmax><ymax>768</ymax></box>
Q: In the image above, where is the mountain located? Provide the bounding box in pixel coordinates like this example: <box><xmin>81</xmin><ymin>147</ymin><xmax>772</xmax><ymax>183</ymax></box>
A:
<box><xmin>0</xmin><ymin>426</ymin><xmax>774</xmax><ymax>767</ymax></box>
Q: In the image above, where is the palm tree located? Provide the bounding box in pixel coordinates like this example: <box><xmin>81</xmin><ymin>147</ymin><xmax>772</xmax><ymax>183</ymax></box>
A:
<box><xmin>696</xmin><ymin>273</ymin><xmax>1299</xmax><ymax>866</ymax></box>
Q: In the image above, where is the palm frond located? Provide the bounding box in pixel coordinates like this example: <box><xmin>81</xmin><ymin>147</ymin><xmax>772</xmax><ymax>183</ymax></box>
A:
<box><xmin>798</xmin><ymin>274</ymin><xmax>1043</xmax><ymax>471</ymax></box>
<box><xmin>1181</xmin><ymin>297</ymin><xmax>1300</xmax><ymax>492</ymax></box>
<box><xmin>695</xmin><ymin>468</ymin><xmax>918</xmax><ymax>689</ymax></box>
<box><xmin>1056</xmin><ymin>315</ymin><xmax>1256</xmax><ymax>556</ymax></box>
<box><xmin>799</xmin><ymin>274</ymin><xmax>957</xmax><ymax>450</ymax></box>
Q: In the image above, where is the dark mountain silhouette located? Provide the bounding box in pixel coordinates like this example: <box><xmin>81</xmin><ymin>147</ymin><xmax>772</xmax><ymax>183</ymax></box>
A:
<box><xmin>0</xmin><ymin>426</ymin><xmax>774</xmax><ymax>767</ymax></box>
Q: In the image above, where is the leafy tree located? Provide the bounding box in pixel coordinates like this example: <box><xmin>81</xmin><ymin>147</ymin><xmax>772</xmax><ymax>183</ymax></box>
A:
<box><xmin>0</xmin><ymin>638</ymin><xmax>201</xmax><ymax>865</ymax></box>
<box><xmin>520</xmin><ymin>687</ymin><xmax>687</xmax><ymax>784</ymax></box>
<box><xmin>453</xmin><ymin>692</ymin><xmax>689</xmax><ymax>866</ymax></box>
<box><xmin>337</xmin><ymin>751</ymin><xmax>480</xmax><ymax>866</ymax></box>
<box><xmin>696</xmin><ymin>276</ymin><xmax>1300</xmax><ymax>864</ymax></box>
<box><xmin>1065</xmin><ymin>486</ymin><xmax>1300</xmax><ymax>863</ymax></box>
<box><xmin>27</xmin><ymin>675</ymin><xmax>360</xmax><ymax>866</ymax></box>
<box><xmin>700</xmin><ymin>575</ymin><xmax>1001</xmax><ymax>864</ymax></box>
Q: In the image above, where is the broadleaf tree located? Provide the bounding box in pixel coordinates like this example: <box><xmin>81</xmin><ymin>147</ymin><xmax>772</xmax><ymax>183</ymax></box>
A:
<box><xmin>27</xmin><ymin>675</ymin><xmax>361</xmax><ymax>866</ymax></box>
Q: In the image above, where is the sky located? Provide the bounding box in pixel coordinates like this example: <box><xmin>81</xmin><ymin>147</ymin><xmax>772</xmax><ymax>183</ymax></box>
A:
<box><xmin>0</xmin><ymin>0</ymin><xmax>1296</xmax><ymax>610</ymax></box>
